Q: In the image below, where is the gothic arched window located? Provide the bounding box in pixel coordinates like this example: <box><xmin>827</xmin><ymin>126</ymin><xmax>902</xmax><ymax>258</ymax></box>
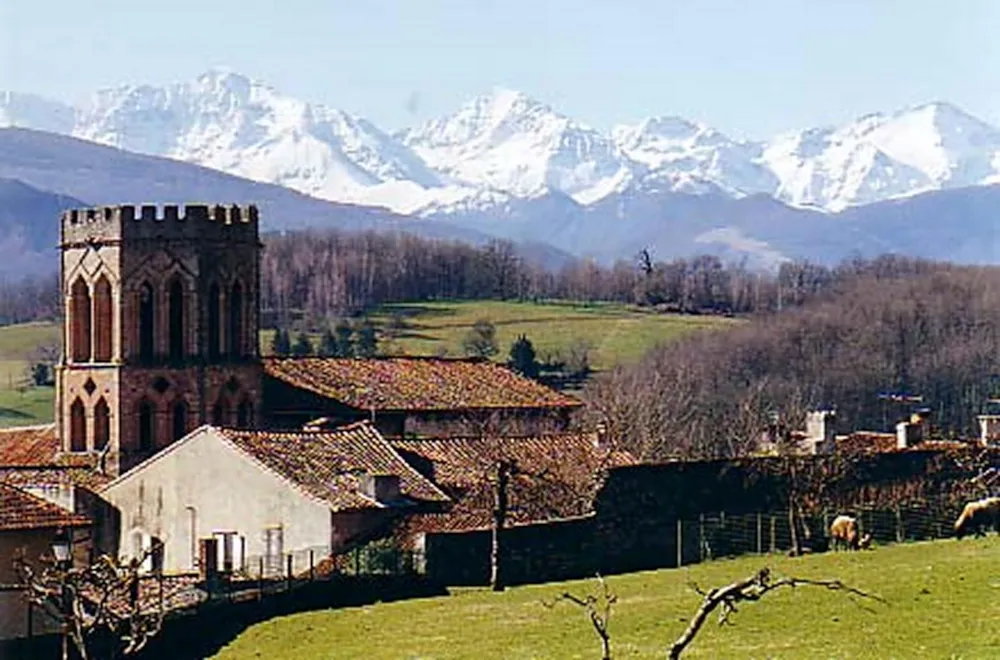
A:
<box><xmin>69</xmin><ymin>398</ymin><xmax>86</xmax><ymax>452</ymax></box>
<box><xmin>138</xmin><ymin>400</ymin><xmax>155</xmax><ymax>452</ymax></box>
<box><xmin>138</xmin><ymin>282</ymin><xmax>155</xmax><ymax>363</ymax></box>
<box><xmin>94</xmin><ymin>397</ymin><xmax>110</xmax><ymax>451</ymax></box>
<box><xmin>207</xmin><ymin>282</ymin><xmax>221</xmax><ymax>361</ymax></box>
<box><xmin>168</xmin><ymin>278</ymin><xmax>185</xmax><ymax>361</ymax></box>
<box><xmin>172</xmin><ymin>399</ymin><xmax>189</xmax><ymax>442</ymax></box>
<box><xmin>93</xmin><ymin>275</ymin><xmax>113</xmax><ymax>362</ymax></box>
<box><xmin>70</xmin><ymin>278</ymin><xmax>91</xmax><ymax>363</ymax></box>
<box><xmin>228</xmin><ymin>281</ymin><xmax>243</xmax><ymax>359</ymax></box>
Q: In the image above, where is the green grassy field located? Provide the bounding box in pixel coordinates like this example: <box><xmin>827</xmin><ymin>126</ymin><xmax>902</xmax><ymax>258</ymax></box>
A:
<box><xmin>0</xmin><ymin>322</ymin><xmax>61</xmax><ymax>427</ymax></box>
<box><xmin>213</xmin><ymin>538</ymin><xmax>1000</xmax><ymax>659</ymax></box>
<box><xmin>369</xmin><ymin>300</ymin><xmax>737</xmax><ymax>371</ymax></box>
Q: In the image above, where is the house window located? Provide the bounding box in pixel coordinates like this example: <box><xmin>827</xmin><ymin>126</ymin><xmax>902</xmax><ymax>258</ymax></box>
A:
<box><xmin>94</xmin><ymin>397</ymin><xmax>110</xmax><ymax>451</ymax></box>
<box><xmin>138</xmin><ymin>282</ymin><xmax>155</xmax><ymax>363</ymax></box>
<box><xmin>69</xmin><ymin>398</ymin><xmax>86</xmax><ymax>452</ymax></box>
<box><xmin>207</xmin><ymin>282</ymin><xmax>221</xmax><ymax>361</ymax></box>
<box><xmin>168</xmin><ymin>278</ymin><xmax>185</xmax><ymax>361</ymax></box>
<box><xmin>228</xmin><ymin>281</ymin><xmax>243</xmax><ymax>359</ymax></box>
<box><xmin>93</xmin><ymin>275</ymin><xmax>113</xmax><ymax>362</ymax></box>
<box><xmin>70</xmin><ymin>277</ymin><xmax>91</xmax><ymax>362</ymax></box>
<box><xmin>171</xmin><ymin>400</ymin><xmax>188</xmax><ymax>442</ymax></box>
<box><xmin>264</xmin><ymin>526</ymin><xmax>283</xmax><ymax>577</ymax></box>
<box><xmin>150</xmin><ymin>536</ymin><xmax>164</xmax><ymax>574</ymax></box>
<box><xmin>138</xmin><ymin>400</ymin><xmax>155</xmax><ymax>452</ymax></box>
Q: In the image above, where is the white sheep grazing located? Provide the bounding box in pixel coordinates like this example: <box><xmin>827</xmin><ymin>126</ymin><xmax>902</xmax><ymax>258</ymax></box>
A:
<box><xmin>829</xmin><ymin>515</ymin><xmax>861</xmax><ymax>551</ymax></box>
<box><xmin>954</xmin><ymin>497</ymin><xmax>1000</xmax><ymax>539</ymax></box>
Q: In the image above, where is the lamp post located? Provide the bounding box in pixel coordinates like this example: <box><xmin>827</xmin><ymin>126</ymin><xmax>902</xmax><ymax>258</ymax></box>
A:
<box><xmin>50</xmin><ymin>527</ymin><xmax>72</xmax><ymax>660</ymax></box>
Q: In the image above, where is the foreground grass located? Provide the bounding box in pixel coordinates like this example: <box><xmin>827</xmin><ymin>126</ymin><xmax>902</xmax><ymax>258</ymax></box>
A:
<box><xmin>370</xmin><ymin>300</ymin><xmax>738</xmax><ymax>371</ymax></box>
<box><xmin>213</xmin><ymin>538</ymin><xmax>1000</xmax><ymax>659</ymax></box>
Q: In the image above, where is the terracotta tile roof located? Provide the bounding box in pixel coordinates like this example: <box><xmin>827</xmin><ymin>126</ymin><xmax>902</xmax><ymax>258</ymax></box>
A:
<box><xmin>215</xmin><ymin>422</ymin><xmax>449</xmax><ymax>511</ymax></box>
<box><xmin>263</xmin><ymin>356</ymin><xmax>582</xmax><ymax>412</ymax></box>
<box><xmin>0</xmin><ymin>482</ymin><xmax>91</xmax><ymax>531</ymax></box>
<box><xmin>0</xmin><ymin>424</ymin><xmax>60</xmax><ymax>466</ymax></box>
<box><xmin>393</xmin><ymin>433</ymin><xmax>636</xmax><ymax>534</ymax></box>
<box><xmin>836</xmin><ymin>432</ymin><xmax>898</xmax><ymax>454</ymax></box>
<box><xmin>0</xmin><ymin>466</ymin><xmax>113</xmax><ymax>491</ymax></box>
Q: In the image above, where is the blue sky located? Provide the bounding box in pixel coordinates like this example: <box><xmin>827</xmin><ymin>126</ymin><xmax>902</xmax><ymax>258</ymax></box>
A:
<box><xmin>2</xmin><ymin>0</ymin><xmax>997</xmax><ymax>137</ymax></box>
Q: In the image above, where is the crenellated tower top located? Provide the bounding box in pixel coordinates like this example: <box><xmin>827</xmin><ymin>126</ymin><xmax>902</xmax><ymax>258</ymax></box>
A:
<box><xmin>60</xmin><ymin>203</ymin><xmax>260</xmax><ymax>247</ymax></box>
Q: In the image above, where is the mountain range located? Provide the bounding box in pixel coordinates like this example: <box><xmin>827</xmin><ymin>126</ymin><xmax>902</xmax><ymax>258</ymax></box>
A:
<box><xmin>2</xmin><ymin>69</ymin><xmax>999</xmax><ymax>270</ymax></box>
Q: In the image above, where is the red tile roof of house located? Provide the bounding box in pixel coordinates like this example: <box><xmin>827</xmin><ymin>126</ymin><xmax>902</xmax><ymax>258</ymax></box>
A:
<box><xmin>263</xmin><ymin>356</ymin><xmax>582</xmax><ymax>413</ymax></box>
<box><xmin>393</xmin><ymin>432</ymin><xmax>636</xmax><ymax>534</ymax></box>
<box><xmin>0</xmin><ymin>423</ymin><xmax>99</xmax><ymax>470</ymax></box>
<box><xmin>0</xmin><ymin>482</ymin><xmax>91</xmax><ymax>531</ymax></box>
<box><xmin>215</xmin><ymin>422</ymin><xmax>449</xmax><ymax>511</ymax></box>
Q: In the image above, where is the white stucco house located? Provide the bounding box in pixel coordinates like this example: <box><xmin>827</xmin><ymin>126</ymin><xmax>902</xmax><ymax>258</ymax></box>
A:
<box><xmin>99</xmin><ymin>422</ymin><xmax>449</xmax><ymax>576</ymax></box>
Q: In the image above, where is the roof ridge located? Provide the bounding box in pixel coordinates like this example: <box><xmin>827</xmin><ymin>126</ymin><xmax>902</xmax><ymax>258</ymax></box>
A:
<box><xmin>0</xmin><ymin>422</ymin><xmax>57</xmax><ymax>432</ymax></box>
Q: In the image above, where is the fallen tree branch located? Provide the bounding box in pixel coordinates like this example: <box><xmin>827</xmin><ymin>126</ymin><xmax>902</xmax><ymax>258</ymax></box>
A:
<box><xmin>544</xmin><ymin>574</ymin><xmax>617</xmax><ymax>660</ymax></box>
<box><xmin>668</xmin><ymin>567</ymin><xmax>886</xmax><ymax>659</ymax></box>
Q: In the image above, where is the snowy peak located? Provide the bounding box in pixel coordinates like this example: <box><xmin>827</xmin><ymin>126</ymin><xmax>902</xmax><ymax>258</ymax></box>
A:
<box><xmin>3</xmin><ymin>71</ymin><xmax>1000</xmax><ymax>216</ymax></box>
<box><xmin>404</xmin><ymin>87</ymin><xmax>633</xmax><ymax>202</ymax></box>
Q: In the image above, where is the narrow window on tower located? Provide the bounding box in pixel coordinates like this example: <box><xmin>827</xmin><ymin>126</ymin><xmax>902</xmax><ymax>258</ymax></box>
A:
<box><xmin>70</xmin><ymin>278</ymin><xmax>91</xmax><ymax>362</ymax></box>
<box><xmin>138</xmin><ymin>400</ymin><xmax>155</xmax><ymax>452</ymax></box>
<box><xmin>138</xmin><ymin>282</ymin><xmax>155</xmax><ymax>363</ymax></box>
<box><xmin>237</xmin><ymin>397</ymin><xmax>253</xmax><ymax>428</ymax></box>
<box><xmin>172</xmin><ymin>399</ymin><xmax>188</xmax><ymax>442</ymax></box>
<box><xmin>168</xmin><ymin>278</ymin><xmax>185</xmax><ymax>362</ymax></box>
<box><xmin>69</xmin><ymin>398</ymin><xmax>87</xmax><ymax>452</ymax></box>
<box><xmin>228</xmin><ymin>281</ymin><xmax>243</xmax><ymax>359</ymax></box>
<box><xmin>207</xmin><ymin>282</ymin><xmax>221</xmax><ymax>361</ymax></box>
<box><xmin>94</xmin><ymin>397</ymin><xmax>110</xmax><ymax>451</ymax></box>
<box><xmin>93</xmin><ymin>275</ymin><xmax>113</xmax><ymax>362</ymax></box>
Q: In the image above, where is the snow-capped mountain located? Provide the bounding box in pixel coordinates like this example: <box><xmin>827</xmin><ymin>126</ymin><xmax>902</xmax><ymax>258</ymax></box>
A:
<box><xmin>401</xmin><ymin>87</ymin><xmax>635</xmax><ymax>204</ymax></box>
<box><xmin>3</xmin><ymin>70</ymin><xmax>1000</xmax><ymax>221</ymax></box>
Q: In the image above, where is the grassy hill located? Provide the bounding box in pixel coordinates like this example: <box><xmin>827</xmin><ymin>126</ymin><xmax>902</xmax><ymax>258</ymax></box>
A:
<box><xmin>213</xmin><ymin>537</ymin><xmax>1000</xmax><ymax>659</ymax></box>
<box><xmin>0</xmin><ymin>301</ymin><xmax>737</xmax><ymax>427</ymax></box>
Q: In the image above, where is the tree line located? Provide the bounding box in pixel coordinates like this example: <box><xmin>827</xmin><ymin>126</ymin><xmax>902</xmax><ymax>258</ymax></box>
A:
<box><xmin>584</xmin><ymin>261</ymin><xmax>1000</xmax><ymax>462</ymax></box>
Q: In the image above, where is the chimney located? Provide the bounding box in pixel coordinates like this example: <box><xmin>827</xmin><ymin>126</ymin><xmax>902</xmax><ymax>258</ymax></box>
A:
<box><xmin>805</xmin><ymin>409</ymin><xmax>837</xmax><ymax>452</ymax></box>
<box><xmin>978</xmin><ymin>415</ymin><xmax>1000</xmax><ymax>446</ymax></box>
<box><xmin>358</xmin><ymin>473</ymin><xmax>401</xmax><ymax>503</ymax></box>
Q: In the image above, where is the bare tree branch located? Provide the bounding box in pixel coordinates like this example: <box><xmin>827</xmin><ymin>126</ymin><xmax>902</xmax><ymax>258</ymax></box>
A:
<box><xmin>668</xmin><ymin>567</ymin><xmax>886</xmax><ymax>659</ymax></box>
<box><xmin>544</xmin><ymin>574</ymin><xmax>617</xmax><ymax>660</ymax></box>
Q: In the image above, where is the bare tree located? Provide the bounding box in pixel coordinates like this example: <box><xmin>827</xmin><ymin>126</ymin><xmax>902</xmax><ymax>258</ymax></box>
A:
<box><xmin>15</xmin><ymin>547</ymin><xmax>166</xmax><ymax>660</ymax></box>
<box><xmin>668</xmin><ymin>567</ymin><xmax>886</xmax><ymax>659</ymax></box>
<box><xmin>544</xmin><ymin>574</ymin><xmax>617</xmax><ymax>660</ymax></box>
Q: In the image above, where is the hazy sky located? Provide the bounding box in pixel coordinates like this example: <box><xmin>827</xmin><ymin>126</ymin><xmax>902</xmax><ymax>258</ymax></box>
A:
<box><xmin>2</xmin><ymin>0</ymin><xmax>997</xmax><ymax>137</ymax></box>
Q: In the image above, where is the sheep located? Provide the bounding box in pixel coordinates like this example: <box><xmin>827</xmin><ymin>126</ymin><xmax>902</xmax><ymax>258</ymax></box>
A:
<box><xmin>829</xmin><ymin>515</ymin><xmax>862</xmax><ymax>551</ymax></box>
<box><xmin>953</xmin><ymin>497</ymin><xmax>1000</xmax><ymax>539</ymax></box>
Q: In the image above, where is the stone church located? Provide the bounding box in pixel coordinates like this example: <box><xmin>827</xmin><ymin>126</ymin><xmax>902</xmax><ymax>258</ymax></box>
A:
<box><xmin>0</xmin><ymin>202</ymin><xmax>618</xmax><ymax>586</ymax></box>
<box><xmin>53</xmin><ymin>202</ymin><xmax>581</xmax><ymax>478</ymax></box>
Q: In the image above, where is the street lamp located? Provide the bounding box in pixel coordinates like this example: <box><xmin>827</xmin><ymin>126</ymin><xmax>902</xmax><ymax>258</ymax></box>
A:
<box><xmin>51</xmin><ymin>527</ymin><xmax>72</xmax><ymax>568</ymax></box>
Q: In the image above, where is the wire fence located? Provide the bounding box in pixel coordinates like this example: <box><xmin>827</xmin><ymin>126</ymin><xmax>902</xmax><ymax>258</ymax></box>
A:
<box><xmin>670</xmin><ymin>503</ymin><xmax>965</xmax><ymax>567</ymax></box>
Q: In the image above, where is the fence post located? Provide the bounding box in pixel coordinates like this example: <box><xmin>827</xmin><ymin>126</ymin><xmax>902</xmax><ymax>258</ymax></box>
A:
<box><xmin>769</xmin><ymin>515</ymin><xmax>776</xmax><ymax>552</ymax></box>
<box><xmin>676</xmin><ymin>518</ymin><xmax>683</xmax><ymax>568</ymax></box>
<box><xmin>258</xmin><ymin>557</ymin><xmax>264</xmax><ymax>601</ymax></box>
<box><xmin>286</xmin><ymin>553</ymin><xmax>293</xmax><ymax>592</ymax></box>
<box><xmin>895</xmin><ymin>506</ymin><xmax>904</xmax><ymax>543</ymax></box>
<box><xmin>698</xmin><ymin>514</ymin><xmax>705</xmax><ymax>562</ymax></box>
<box><xmin>355</xmin><ymin>547</ymin><xmax>361</xmax><ymax>575</ymax></box>
<box><xmin>756</xmin><ymin>513</ymin><xmax>763</xmax><ymax>554</ymax></box>
<box><xmin>310</xmin><ymin>550</ymin><xmax>315</xmax><ymax>581</ymax></box>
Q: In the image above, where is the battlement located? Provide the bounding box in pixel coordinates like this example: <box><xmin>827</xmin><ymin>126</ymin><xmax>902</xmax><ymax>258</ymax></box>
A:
<box><xmin>60</xmin><ymin>203</ymin><xmax>260</xmax><ymax>245</ymax></box>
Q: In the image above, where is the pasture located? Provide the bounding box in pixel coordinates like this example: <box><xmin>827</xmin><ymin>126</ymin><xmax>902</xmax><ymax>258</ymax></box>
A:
<box><xmin>212</xmin><ymin>537</ymin><xmax>1000</xmax><ymax>659</ymax></box>
<box><xmin>368</xmin><ymin>300</ymin><xmax>738</xmax><ymax>371</ymax></box>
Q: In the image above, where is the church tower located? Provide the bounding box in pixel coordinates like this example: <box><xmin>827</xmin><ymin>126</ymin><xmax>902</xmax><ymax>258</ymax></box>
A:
<box><xmin>55</xmin><ymin>204</ymin><xmax>263</xmax><ymax>475</ymax></box>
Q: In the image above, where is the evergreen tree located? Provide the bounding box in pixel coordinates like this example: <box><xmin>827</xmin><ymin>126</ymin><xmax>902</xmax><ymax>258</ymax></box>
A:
<box><xmin>319</xmin><ymin>328</ymin><xmax>338</xmax><ymax>357</ymax></box>
<box><xmin>270</xmin><ymin>328</ymin><xmax>292</xmax><ymax>356</ymax></box>
<box><xmin>292</xmin><ymin>331</ymin><xmax>314</xmax><ymax>356</ymax></box>
<box><xmin>334</xmin><ymin>320</ymin><xmax>355</xmax><ymax>358</ymax></box>
<box><xmin>356</xmin><ymin>320</ymin><xmax>379</xmax><ymax>358</ymax></box>
<box><xmin>507</xmin><ymin>334</ymin><xmax>540</xmax><ymax>379</ymax></box>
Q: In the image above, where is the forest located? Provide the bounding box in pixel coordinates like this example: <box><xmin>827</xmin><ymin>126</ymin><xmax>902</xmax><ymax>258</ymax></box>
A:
<box><xmin>2</xmin><ymin>227</ymin><xmax>998</xmax><ymax>460</ymax></box>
